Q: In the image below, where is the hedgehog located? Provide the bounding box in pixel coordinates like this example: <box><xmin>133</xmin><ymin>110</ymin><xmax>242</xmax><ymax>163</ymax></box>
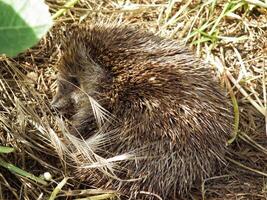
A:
<box><xmin>51</xmin><ymin>22</ymin><xmax>233</xmax><ymax>199</ymax></box>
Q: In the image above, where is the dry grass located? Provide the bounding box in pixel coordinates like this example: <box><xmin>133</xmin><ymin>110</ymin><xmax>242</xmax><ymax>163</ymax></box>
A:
<box><xmin>0</xmin><ymin>0</ymin><xmax>266</xmax><ymax>199</ymax></box>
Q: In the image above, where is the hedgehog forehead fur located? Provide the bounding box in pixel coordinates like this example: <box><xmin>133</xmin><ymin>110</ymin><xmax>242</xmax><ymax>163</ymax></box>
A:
<box><xmin>53</xmin><ymin>22</ymin><xmax>233</xmax><ymax>199</ymax></box>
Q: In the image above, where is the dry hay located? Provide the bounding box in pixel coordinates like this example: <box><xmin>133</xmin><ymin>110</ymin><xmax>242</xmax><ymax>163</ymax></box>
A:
<box><xmin>0</xmin><ymin>0</ymin><xmax>266</xmax><ymax>199</ymax></box>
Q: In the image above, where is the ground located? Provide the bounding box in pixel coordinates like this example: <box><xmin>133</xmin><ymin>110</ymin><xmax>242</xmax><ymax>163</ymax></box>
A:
<box><xmin>0</xmin><ymin>0</ymin><xmax>266</xmax><ymax>199</ymax></box>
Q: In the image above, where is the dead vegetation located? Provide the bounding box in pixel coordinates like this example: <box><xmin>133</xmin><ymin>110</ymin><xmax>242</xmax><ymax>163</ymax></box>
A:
<box><xmin>0</xmin><ymin>0</ymin><xmax>266</xmax><ymax>199</ymax></box>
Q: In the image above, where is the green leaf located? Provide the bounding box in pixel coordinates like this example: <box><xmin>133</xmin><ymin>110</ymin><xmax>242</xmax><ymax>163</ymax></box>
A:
<box><xmin>48</xmin><ymin>177</ymin><xmax>68</xmax><ymax>200</ymax></box>
<box><xmin>0</xmin><ymin>158</ymin><xmax>48</xmax><ymax>185</ymax></box>
<box><xmin>0</xmin><ymin>146</ymin><xmax>14</xmax><ymax>154</ymax></box>
<box><xmin>0</xmin><ymin>0</ymin><xmax>52</xmax><ymax>57</ymax></box>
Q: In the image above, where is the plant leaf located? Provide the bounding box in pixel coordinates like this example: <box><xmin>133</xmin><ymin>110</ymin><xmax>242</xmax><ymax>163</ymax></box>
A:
<box><xmin>0</xmin><ymin>158</ymin><xmax>48</xmax><ymax>185</ymax></box>
<box><xmin>0</xmin><ymin>0</ymin><xmax>52</xmax><ymax>57</ymax></box>
<box><xmin>0</xmin><ymin>146</ymin><xmax>14</xmax><ymax>154</ymax></box>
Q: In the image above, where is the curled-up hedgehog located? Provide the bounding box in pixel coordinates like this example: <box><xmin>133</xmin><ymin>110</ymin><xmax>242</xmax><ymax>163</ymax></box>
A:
<box><xmin>51</xmin><ymin>22</ymin><xmax>233</xmax><ymax>199</ymax></box>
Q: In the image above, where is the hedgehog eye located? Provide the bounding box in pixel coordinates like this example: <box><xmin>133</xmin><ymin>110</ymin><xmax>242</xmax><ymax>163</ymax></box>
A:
<box><xmin>69</xmin><ymin>76</ymin><xmax>80</xmax><ymax>86</ymax></box>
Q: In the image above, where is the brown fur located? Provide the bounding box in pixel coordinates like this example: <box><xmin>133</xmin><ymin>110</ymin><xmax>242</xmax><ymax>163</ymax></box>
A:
<box><xmin>52</xmin><ymin>22</ymin><xmax>233</xmax><ymax>199</ymax></box>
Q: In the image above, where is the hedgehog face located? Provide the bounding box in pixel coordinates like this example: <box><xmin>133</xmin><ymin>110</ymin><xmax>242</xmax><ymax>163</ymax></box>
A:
<box><xmin>51</xmin><ymin>53</ymin><xmax>104</xmax><ymax>121</ymax></box>
<box><xmin>51</xmin><ymin>73</ymin><xmax>80</xmax><ymax>115</ymax></box>
<box><xmin>51</xmin><ymin>59</ymin><xmax>106</xmax><ymax>137</ymax></box>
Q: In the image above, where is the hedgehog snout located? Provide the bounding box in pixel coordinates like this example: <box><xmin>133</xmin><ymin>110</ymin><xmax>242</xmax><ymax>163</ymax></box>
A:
<box><xmin>51</xmin><ymin>92</ymin><xmax>68</xmax><ymax>110</ymax></box>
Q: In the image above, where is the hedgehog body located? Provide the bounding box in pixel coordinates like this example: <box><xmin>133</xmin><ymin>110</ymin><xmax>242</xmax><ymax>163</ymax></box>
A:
<box><xmin>52</xmin><ymin>23</ymin><xmax>232</xmax><ymax>199</ymax></box>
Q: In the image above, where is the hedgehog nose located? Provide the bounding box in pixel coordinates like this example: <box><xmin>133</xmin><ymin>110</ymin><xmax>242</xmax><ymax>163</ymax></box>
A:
<box><xmin>50</xmin><ymin>98</ymin><xmax>57</xmax><ymax>108</ymax></box>
<box><xmin>50</xmin><ymin>98</ymin><xmax>59</xmax><ymax>109</ymax></box>
<box><xmin>51</xmin><ymin>95</ymin><xmax>63</xmax><ymax>110</ymax></box>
